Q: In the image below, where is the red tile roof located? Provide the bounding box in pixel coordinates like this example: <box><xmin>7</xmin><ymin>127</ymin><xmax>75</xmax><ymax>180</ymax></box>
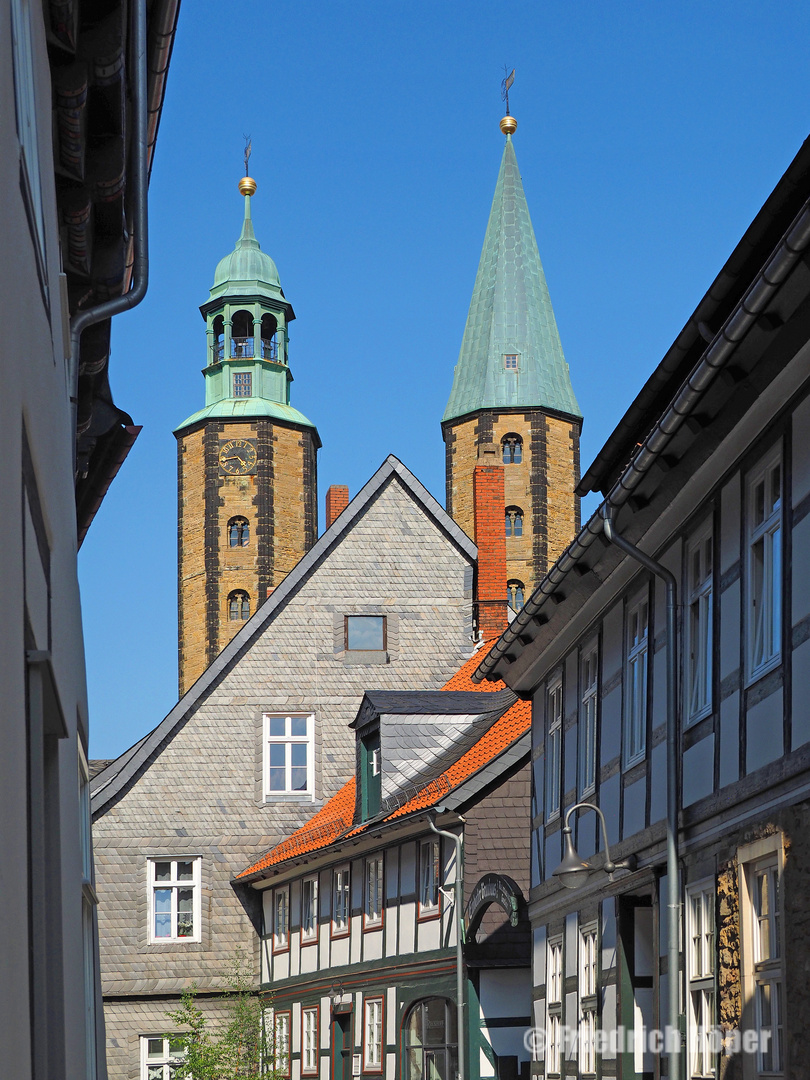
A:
<box><xmin>236</xmin><ymin>641</ymin><xmax>529</xmax><ymax>879</ymax></box>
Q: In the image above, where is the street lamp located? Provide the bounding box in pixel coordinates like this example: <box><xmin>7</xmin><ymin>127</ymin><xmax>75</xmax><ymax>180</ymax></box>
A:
<box><xmin>552</xmin><ymin>802</ymin><xmax>636</xmax><ymax>890</ymax></box>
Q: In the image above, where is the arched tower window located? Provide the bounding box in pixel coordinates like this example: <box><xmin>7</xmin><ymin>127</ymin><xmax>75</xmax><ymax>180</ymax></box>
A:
<box><xmin>507</xmin><ymin>580</ymin><xmax>525</xmax><ymax>611</ymax></box>
<box><xmin>231</xmin><ymin>309</ymin><xmax>254</xmax><ymax>357</ymax></box>
<box><xmin>212</xmin><ymin>314</ymin><xmax>224</xmax><ymax>364</ymax></box>
<box><xmin>505</xmin><ymin>506</ymin><xmax>524</xmax><ymax>537</ymax></box>
<box><xmin>403</xmin><ymin>998</ymin><xmax>457</xmax><ymax>1080</ymax></box>
<box><xmin>228</xmin><ymin>517</ymin><xmax>249</xmax><ymax>547</ymax></box>
<box><xmin>501</xmin><ymin>433</ymin><xmax>523</xmax><ymax>464</ymax></box>
<box><xmin>261</xmin><ymin>313</ymin><xmax>278</xmax><ymax>361</ymax></box>
<box><xmin>228</xmin><ymin>590</ymin><xmax>250</xmax><ymax>621</ymax></box>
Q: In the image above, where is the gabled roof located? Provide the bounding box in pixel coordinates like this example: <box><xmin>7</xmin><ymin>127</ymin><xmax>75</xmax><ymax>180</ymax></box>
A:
<box><xmin>443</xmin><ymin>132</ymin><xmax>581</xmax><ymax>423</ymax></box>
<box><xmin>235</xmin><ymin>644</ymin><xmax>531</xmax><ymax>881</ymax></box>
<box><xmin>91</xmin><ymin>455</ymin><xmax>477</xmax><ymax>814</ymax></box>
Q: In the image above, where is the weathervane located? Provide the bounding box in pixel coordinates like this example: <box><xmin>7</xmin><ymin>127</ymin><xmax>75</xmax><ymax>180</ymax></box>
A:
<box><xmin>501</xmin><ymin>67</ymin><xmax>515</xmax><ymax>116</ymax></box>
<box><xmin>243</xmin><ymin>134</ymin><xmax>252</xmax><ymax>177</ymax></box>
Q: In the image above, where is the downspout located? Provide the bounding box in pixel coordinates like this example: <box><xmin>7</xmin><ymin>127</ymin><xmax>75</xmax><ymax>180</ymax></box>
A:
<box><xmin>69</xmin><ymin>0</ymin><xmax>149</xmax><ymax>471</ymax></box>
<box><xmin>601</xmin><ymin>506</ymin><xmax>681</xmax><ymax>1080</ymax></box>
<box><xmin>428</xmin><ymin>815</ymin><xmax>465</xmax><ymax>1080</ymax></box>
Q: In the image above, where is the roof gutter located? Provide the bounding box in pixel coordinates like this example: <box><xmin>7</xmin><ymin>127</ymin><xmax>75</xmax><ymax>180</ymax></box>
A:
<box><xmin>474</xmin><ymin>192</ymin><xmax>810</xmax><ymax>683</ymax></box>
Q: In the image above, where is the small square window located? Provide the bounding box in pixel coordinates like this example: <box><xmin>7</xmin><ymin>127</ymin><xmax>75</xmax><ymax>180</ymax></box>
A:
<box><xmin>233</xmin><ymin>371</ymin><xmax>252</xmax><ymax>397</ymax></box>
<box><xmin>504</xmin><ymin>353</ymin><xmax>519</xmax><ymax>370</ymax></box>
<box><xmin>345</xmin><ymin>615</ymin><xmax>386</xmax><ymax>651</ymax></box>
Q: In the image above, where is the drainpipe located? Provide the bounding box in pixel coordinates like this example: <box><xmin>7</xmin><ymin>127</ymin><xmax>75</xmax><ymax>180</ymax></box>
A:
<box><xmin>601</xmin><ymin>506</ymin><xmax>681</xmax><ymax>1080</ymax></box>
<box><xmin>428</xmin><ymin>814</ymin><xmax>465</xmax><ymax>1080</ymax></box>
<box><xmin>69</xmin><ymin>0</ymin><xmax>149</xmax><ymax>471</ymax></box>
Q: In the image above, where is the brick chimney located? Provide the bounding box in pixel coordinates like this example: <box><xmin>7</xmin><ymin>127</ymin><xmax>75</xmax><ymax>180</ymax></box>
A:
<box><xmin>325</xmin><ymin>485</ymin><xmax>350</xmax><ymax>529</ymax></box>
<box><xmin>473</xmin><ymin>444</ymin><xmax>508</xmax><ymax>639</ymax></box>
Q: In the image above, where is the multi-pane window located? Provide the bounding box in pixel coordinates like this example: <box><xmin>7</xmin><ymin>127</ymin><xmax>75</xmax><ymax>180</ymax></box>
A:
<box><xmin>345</xmin><ymin>615</ymin><xmax>386</xmax><ymax>651</ymax></box>
<box><xmin>228</xmin><ymin>516</ymin><xmax>249</xmax><ymax>547</ymax></box>
<box><xmin>579</xmin><ymin>643</ymin><xmax>598</xmax><ymax>797</ymax></box>
<box><xmin>686</xmin><ymin>528</ymin><xmax>713</xmax><ymax>723</ymax></box>
<box><xmin>579</xmin><ymin>926</ymin><xmax>598</xmax><ymax>1076</ymax></box>
<box><xmin>332</xmin><ymin>866</ymin><xmax>350</xmax><ymax>934</ymax></box>
<box><xmin>233</xmin><ymin>371</ymin><xmax>252</xmax><ymax>397</ymax></box>
<box><xmin>505</xmin><ymin>506</ymin><xmax>524</xmax><ymax>537</ymax></box>
<box><xmin>686</xmin><ymin>883</ymin><xmax>716</xmax><ymax>1079</ymax></box>
<box><xmin>419</xmin><ymin>839</ymin><xmax>441</xmax><ymax>916</ymax></box>
<box><xmin>301</xmin><ymin>876</ymin><xmax>318</xmax><ymax>941</ymax></box>
<box><xmin>274</xmin><ymin>1011</ymin><xmax>291</xmax><ymax>1077</ymax></box>
<box><xmin>546</xmin><ymin>938</ymin><xmax>563</xmax><ymax>1076</ymax></box>
<box><xmin>365</xmin><ymin>856</ymin><xmax>384</xmax><ymax>926</ymax></box>
<box><xmin>228</xmin><ymin>589</ymin><xmax>250</xmax><ymax>621</ymax></box>
<box><xmin>148</xmin><ymin>858</ymin><xmax>200</xmax><ymax>943</ymax></box>
<box><xmin>507</xmin><ymin>579</ymin><xmax>525</xmax><ymax>611</ymax></box>
<box><xmin>502</xmin><ymin>434</ymin><xmax>523</xmax><ymax>464</ymax></box>
<box><xmin>624</xmin><ymin>594</ymin><xmax>649</xmax><ymax>766</ymax></box>
<box><xmin>273</xmin><ymin>886</ymin><xmax>289</xmax><ymax>951</ymax></box>
<box><xmin>545</xmin><ymin>676</ymin><xmax>563</xmax><ymax>820</ymax></box>
<box><xmin>749</xmin><ymin>860</ymin><xmax>784</xmax><ymax>1074</ymax></box>
<box><xmin>504</xmin><ymin>353</ymin><xmax>519</xmax><ymax>370</ymax></box>
<box><xmin>142</xmin><ymin>1037</ymin><xmax>185</xmax><ymax>1080</ymax></box>
<box><xmin>263</xmin><ymin>714</ymin><xmax>313</xmax><ymax>798</ymax></box>
<box><xmin>747</xmin><ymin>451</ymin><xmax>782</xmax><ymax>679</ymax></box>
<box><xmin>302</xmin><ymin>1007</ymin><xmax>318</xmax><ymax>1074</ymax></box>
<box><xmin>364</xmin><ymin>997</ymin><xmax>383</xmax><ymax>1071</ymax></box>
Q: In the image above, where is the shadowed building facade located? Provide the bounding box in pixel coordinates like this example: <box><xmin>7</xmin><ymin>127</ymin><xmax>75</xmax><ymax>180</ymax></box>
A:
<box><xmin>175</xmin><ymin>177</ymin><xmax>320</xmax><ymax>694</ymax></box>
<box><xmin>442</xmin><ymin>115</ymin><xmax>582</xmax><ymax>627</ymax></box>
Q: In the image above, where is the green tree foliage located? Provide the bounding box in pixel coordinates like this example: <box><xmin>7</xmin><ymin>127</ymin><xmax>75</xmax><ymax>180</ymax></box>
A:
<box><xmin>166</xmin><ymin>950</ymin><xmax>285</xmax><ymax>1080</ymax></box>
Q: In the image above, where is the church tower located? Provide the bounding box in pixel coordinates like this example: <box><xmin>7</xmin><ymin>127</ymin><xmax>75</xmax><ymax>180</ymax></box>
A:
<box><xmin>175</xmin><ymin>176</ymin><xmax>320</xmax><ymax>694</ymax></box>
<box><xmin>442</xmin><ymin>113</ymin><xmax>581</xmax><ymax>626</ymax></box>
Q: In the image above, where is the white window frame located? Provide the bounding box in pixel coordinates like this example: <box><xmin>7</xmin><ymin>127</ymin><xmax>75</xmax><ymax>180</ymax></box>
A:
<box><xmin>546</xmin><ymin>937</ymin><xmax>563</xmax><ymax>1077</ymax></box>
<box><xmin>579</xmin><ymin>924</ymin><xmax>598</xmax><ymax>1076</ymax></box>
<box><xmin>302</xmin><ymin>1006</ymin><xmax>319</xmax><ymax>1075</ymax></box>
<box><xmin>418</xmin><ymin>838</ymin><xmax>441</xmax><ymax>918</ymax></box>
<box><xmin>685</xmin><ymin>880</ymin><xmax>716</xmax><ymax>1079</ymax></box>
<box><xmin>545</xmin><ymin>675</ymin><xmax>563</xmax><ymax>820</ymax></box>
<box><xmin>141</xmin><ymin>1036</ymin><xmax>186</xmax><ymax>1080</ymax></box>
<box><xmin>147</xmin><ymin>857</ymin><xmax>201</xmax><ymax>944</ymax></box>
<box><xmin>579</xmin><ymin>643</ymin><xmax>598</xmax><ymax>797</ymax></box>
<box><xmin>273</xmin><ymin>885</ymin><xmax>290</xmax><ymax>952</ymax></box>
<box><xmin>263</xmin><ymin>713</ymin><xmax>315</xmax><ymax>800</ymax></box>
<box><xmin>332</xmin><ymin>865</ymin><xmax>350</xmax><ymax>936</ymax></box>
<box><xmin>364</xmin><ymin>856</ymin><xmax>384</xmax><ymax>928</ymax></box>
<box><xmin>746</xmin><ymin>448</ymin><xmax>783</xmax><ymax>683</ymax></box>
<box><xmin>623</xmin><ymin>592</ymin><xmax>649</xmax><ymax>767</ymax></box>
<box><xmin>685</xmin><ymin>525</ymin><xmax>714</xmax><ymax>725</ymax></box>
<box><xmin>301</xmin><ymin>875</ymin><xmax>319</xmax><ymax>942</ymax></box>
<box><xmin>363</xmin><ymin>996</ymin><xmax>384</xmax><ymax>1072</ymax></box>
<box><xmin>739</xmin><ymin>836</ymin><xmax>785</xmax><ymax>1078</ymax></box>
<box><xmin>274</xmin><ymin>1010</ymin><xmax>291</xmax><ymax>1077</ymax></box>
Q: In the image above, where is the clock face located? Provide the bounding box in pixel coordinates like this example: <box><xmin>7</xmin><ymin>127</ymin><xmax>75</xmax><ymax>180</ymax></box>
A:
<box><xmin>219</xmin><ymin>439</ymin><xmax>258</xmax><ymax>475</ymax></box>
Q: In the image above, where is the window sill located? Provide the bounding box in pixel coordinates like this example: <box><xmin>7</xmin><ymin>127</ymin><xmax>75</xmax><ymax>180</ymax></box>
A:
<box><xmin>744</xmin><ymin>654</ymin><xmax>781</xmax><ymax>691</ymax></box>
<box><xmin>344</xmin><ymin>651</ymin><xmax>389</xmax><ymax>665</ymax></box>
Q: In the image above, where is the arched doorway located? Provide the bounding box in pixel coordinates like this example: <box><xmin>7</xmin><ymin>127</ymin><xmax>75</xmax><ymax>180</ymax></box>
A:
<box><xmin>403</xmin><ymin>997</ymin><xmax>457</xmax><ymax>1080</ymax></box>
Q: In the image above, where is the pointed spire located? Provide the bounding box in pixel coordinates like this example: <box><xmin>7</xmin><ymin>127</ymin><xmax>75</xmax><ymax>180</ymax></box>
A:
<box><xmin>236</xmin><ymin>176</ymin><xmax>259</xmax><ymax>248</ymax></box>
<box><xmin>443</xmin><ymin>118</ymin><xmax>581</xmax><ymax>422</ymax></box>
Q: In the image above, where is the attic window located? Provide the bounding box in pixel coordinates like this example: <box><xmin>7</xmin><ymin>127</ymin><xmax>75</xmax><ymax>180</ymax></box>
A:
<box><xmin>345</xmin><ymin>616</ymin><xmax>386</xmax><ymax>652</ymax></box>
<box><xmin>503</xmin><ymin>353</ymin><xmax>519</xmax><ymax>371</ymax></box>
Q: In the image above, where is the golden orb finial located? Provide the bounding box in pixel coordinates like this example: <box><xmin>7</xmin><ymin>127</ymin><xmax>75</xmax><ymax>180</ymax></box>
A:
<box><xmin>499</xmin><ymin>115</ymin><xmax>518</xmax><ymax>136</ymax></box>
<box><xmin>238</xmin><ymin>176</ymin><xmax>257</xmax><ymax>197</ymax></box>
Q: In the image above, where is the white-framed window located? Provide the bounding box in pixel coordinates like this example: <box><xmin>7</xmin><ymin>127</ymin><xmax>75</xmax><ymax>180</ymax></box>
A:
<box><xmin>301</xmin><ymin>875</ymin><xmax>318</xmax><ymax>941</ymax></box>
<box><xmin>302</xmin><ymin>1006</ymin><xmax>319</xmax><ymax>1074</ymax></box>
<box><xmin>579</xmin><ymin>924</ymin><xmax>598</xmax><ymax>1076</ymax></box>
<box><xmin>365</xmin><ymin>856</ymin><xmax>384</xmax><ymax>927</ymax></box>
<box><xmin>332</xmin><ymin>865</ymin><xmax>350</xmax><ymax>935</ymax></box>
<box><xmin>274</xmin><ymin>1011</ymin><xmax>291</xmax><ymax>1077</ymax></box>
<box><xmin>263</xmin><ymin>714</ymin><xmax>314</xmax><ymax>799</ymax></box>
<box><xmin>546</xmin><ymin>937</ymin><xmax>563</xmax><ymax>1076</ymax></box>
<box><xmin>545</xmin><ymin>675</ymin><xmax>563</xmax><ymax>820</ymax></box>
<box><xmin>747</xmin><ymin>449</ymin><xmax>782</xmax><ymax>681</ymax></box>
<box><xmin>579</xmin><ymin>643</ymin><xmax>598</xmax><ymax>797</ymax></box>
<box><xmin>273</xmin><ymin>886</ymin><xmax>289</xmax><ymax>951</ymax></box>
<box><xmin>686</xmin><ymin>881</ymin><xmax>716</xmax><ymax>1079</ymax></box>
<box><xmin>624</xmin><ymin>593</ymin><xmax>649</xmax><ymax>766</ymax></box>
<box><xmin>148</xmin><ymin>858</ymin><xmax>201</xmax><ymax>943</ymax></box>
<box><xmin>371</xmin><ymin>746</ymin><xmax>381</xmax><ymax>776</ymax></box>
<box><xmin>419</xmin><ymin>838</ymin><xmax>441</xmax><ymax>917</ymax></box>
<box><xmin>141</xmin><ymin>1036</ymin><xmax>185</xmax><ymax>1080</ymax></box>
<box><xmin>364</xmin><ymin>997</ymin><xmax>383</xmax><ymax>1072</ymax></box>
<box><xmin>686</xmin><ymin>526</ymin><xmax>714</xmax><ymax>724</ymax></box>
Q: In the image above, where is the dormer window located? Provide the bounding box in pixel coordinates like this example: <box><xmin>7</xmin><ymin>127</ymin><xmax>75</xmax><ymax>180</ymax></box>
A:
<box><xmin>233</xmin><ymin>371</ymin><xmax>252</xmax><ymax>397</ymax></box>
<box><xmin>361</xmin><ymin>730</ymin><xmax>382</xmax><ymax>820</ymax></box>
<box><xmin>503</xmin><ymin>353</ymin><xmax>519</xmax><ymax>371</ymax></box>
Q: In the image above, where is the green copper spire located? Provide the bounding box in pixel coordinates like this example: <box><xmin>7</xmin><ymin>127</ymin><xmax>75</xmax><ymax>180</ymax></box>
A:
<box><xmin>443</xmin><ymin>122</ymin><xmax>581</xmax><ymax>422</ymax></box>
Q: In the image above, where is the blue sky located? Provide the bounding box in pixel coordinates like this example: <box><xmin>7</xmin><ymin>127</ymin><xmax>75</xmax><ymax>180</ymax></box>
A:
<box><xmin>81</xmin><ymin>0</ymin><xmax>810</xmax><ymax>758</ymax></box>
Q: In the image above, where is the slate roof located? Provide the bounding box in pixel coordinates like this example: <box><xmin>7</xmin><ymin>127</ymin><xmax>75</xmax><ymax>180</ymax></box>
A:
<box><xmin>91</xmin><ymin>455</ymin><xmax>477</xmax><ymax>815</ymax></box>
<box><xmin>443</xmin><ymin>133</ymin><xmax>581</xmax><ymax>423</ymax></box>
<box><xmin>235</xmin><ymin>643</ymin><xmax>531</xmax><ymax>880</ymax></box>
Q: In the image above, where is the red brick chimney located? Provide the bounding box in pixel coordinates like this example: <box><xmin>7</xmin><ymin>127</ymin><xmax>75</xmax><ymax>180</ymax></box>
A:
<box><xmin>325</xmin><ymin>485</ymin><xmax>350</xmax><ymax>529</ymax></box>
<box><xmin>473</xmin><ymin>447</ymin><xmax>508</xmax><ymax>640</ymax></box>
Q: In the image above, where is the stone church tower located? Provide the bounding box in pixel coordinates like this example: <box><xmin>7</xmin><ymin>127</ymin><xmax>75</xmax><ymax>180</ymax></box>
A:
<box><xmin>442</xmin><ymin>114</ymin><xmax>581</xmax><ymax>631</ymax></box>
<box><xmin>175</xmin><ymin>176</ymin><xmax>320</xmax><ymax>694</ymax></box>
